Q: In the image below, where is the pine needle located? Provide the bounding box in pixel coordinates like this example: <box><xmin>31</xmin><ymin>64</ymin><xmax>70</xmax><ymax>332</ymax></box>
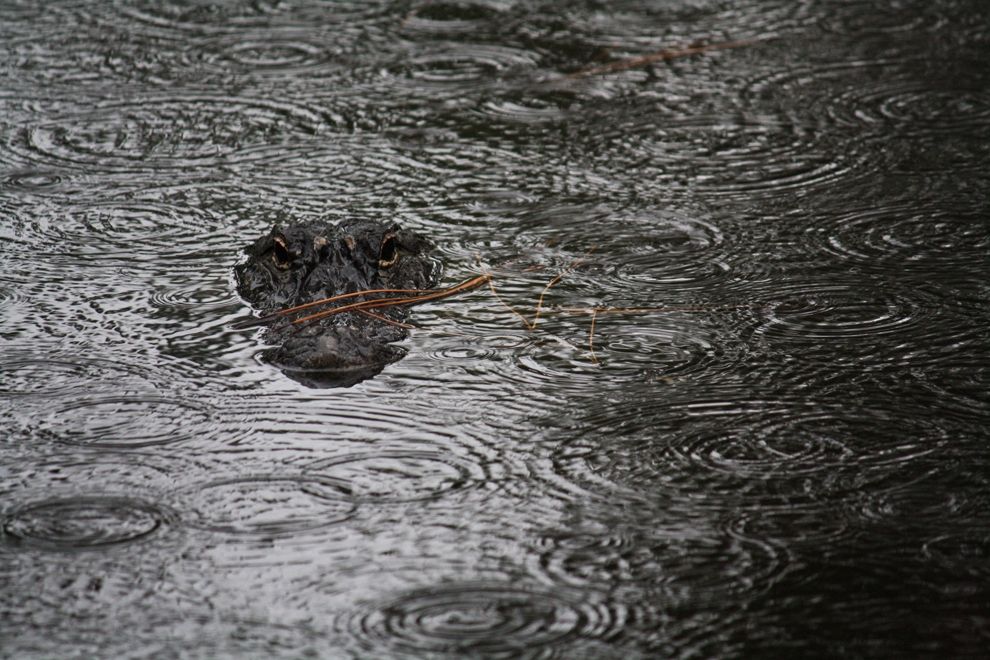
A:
<box><xmin>568</xmin><ymin>39</ymin><xmax>758</xmax><ymax>78</ymax></box>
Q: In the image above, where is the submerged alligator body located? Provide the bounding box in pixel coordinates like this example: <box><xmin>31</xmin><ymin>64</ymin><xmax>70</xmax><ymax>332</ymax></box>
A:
<box><xmin>235</xmin><ymin>218</ymin><xmax>440</xmax><ymax>387</ymax></box>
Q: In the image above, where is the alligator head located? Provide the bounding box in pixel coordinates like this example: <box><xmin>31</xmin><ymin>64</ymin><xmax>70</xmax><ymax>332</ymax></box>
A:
<box><xmin>235</xmin><ymin>218</ymin><xmax>440</xmax><ymax>387</ymax></box>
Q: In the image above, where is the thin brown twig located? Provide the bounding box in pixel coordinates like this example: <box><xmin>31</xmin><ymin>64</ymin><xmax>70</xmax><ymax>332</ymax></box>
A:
<box><xmin>568</xmin><ymin>39</ymin><xmax>758</xmax><ymax>79</ymax></box>
<box><xmin>486</xmin><ymin>250</ymin><xmax>593</xmax><ymax>332</ymax></box>
<box><xmin>577</xmin><ymin>302</ymin><xmax>761</xmax><ymax>365</ymax></box>
<box><xmin>531</xmin><ymin>271</ymin><xmax>566</xmax><ymax>330</ymax></box>
<box><xmin>291</xmin><ymin>274</ymin><xmax>492</xmax><ymax>325</ymax></box>
<box><xmin>530</xmin><ymin>248</ymin><xmax>595</xmax><ymax>330</ymax></box>
<box><xmin>556</xmin><ymin>302</ymin><xmax>759</xmax><ymax>316</ymax></box>
<box><xmin>487</xmin><ymin>277</ymin><xmax>536</xmax><ymax>330</ymax></box>
<box><xmin>263</xmin><ymin>286</ymin><xmax>430</xmax><ymax>321</ymax></box>
<box><xmin>242</xmin><ymin>247</ymin><xmax>759</xmax><ymax>365</ymax></box>
<box><xmin>356</xmin><ymin>309</ymin><xmax>416</xmax><ymax>329</ymax></box>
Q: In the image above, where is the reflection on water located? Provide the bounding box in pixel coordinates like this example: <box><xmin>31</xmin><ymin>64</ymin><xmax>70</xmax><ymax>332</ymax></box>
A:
<box><xmin>1</xmin><ymin>0</ymin><xmax>988</xmax><ymax>656</ymax></box>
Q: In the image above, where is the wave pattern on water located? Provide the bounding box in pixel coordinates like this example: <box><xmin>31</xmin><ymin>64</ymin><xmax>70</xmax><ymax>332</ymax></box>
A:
<box><xmin>1</xmin><ymin>496</ymin><xmax>170</xmax><ymax>550</ymax></box>
<box><xmin>808</xmin><ymin>202</ymin><xmax>990</xmax><ymax>271</ymax></box>
<box><xmin>112</xmin><ymin>0</ymin><xmax>394</xmax><ymax>34</ymax></box>
<box><xmin>6</xmin><ymin>96</ymin><xmax>333</xmax><ymax>173</ymax></box>
<box><xmin>336</xmin><ymin>580</ymin><xmax>641</xmax><ymax>659</ymax></box>
<box><xmin>0</xmin><ymin>199</ymin><xmax>228</xmax><ymax>275</ymax></box>
<box><xmin>0</xmin><ymin>351</ymin><xmax>244</xmax><ymax>451</ymax></box>
<box><xmin>0</xmin><ymin>454</ymin><xmax>189</xmax><ymax>553</ymax></box>
<box><xmin>1</xmin><ymin>0</ymin><xmax>989</xmax><ymax>657</ymax></box>
<box><xmin>306</xmin><ymin>449</ymin><xmax>490</xmax><ymax>503</ymax></box>
<box><xmin>530</xmin><ymin>519</ymin><xmax>791</xmax><ymax>612</ymax></box>
<box><xmin>33</xmin><ymin>396</ymin><xmax>213</xmax><ymax>448</ymax></box>
<box><xmin>543</xmin><ymin>396</ymin><xmax>948</xmax><ymax>517</ymax></box>
<box><xmin>179</xmin><ymin>474</ymin><xmax>357</xmax><ymax>538</ymax></box>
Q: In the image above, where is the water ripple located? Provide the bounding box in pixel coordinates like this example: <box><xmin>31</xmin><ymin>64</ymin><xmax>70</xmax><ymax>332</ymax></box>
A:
<box><xmin>807</xmin><ymin>202</ymin><xmax>989</xmax><ymax>271</ymax></box>
<box><xmin>113</xmin><ymin>0</ymin><xmax>392</xmax><ymax>34</ymax></box>
<box><xmin>744</xmin><ymin>57</ymin><xmax>990</xmax><ymax>137</ymax></box>
<box><xmin>730</xmin><ymin>281</ymin><xmax>981</xmax><ymax>391</ymax></box>
<box><xmin>1</xmin><ymin>496</ymin><xmax>171</xmax><ymax>551</ymax></box>
<box><xmin>32</xmin><ymin>395</ymin><xmax>213</xmax><ymax>449</ymax></box>
<box><xmin>544</xmin><ymin>398</ymin><xmax>947</xmax><ymax>512</ymax></box>
<box><xmin>0</xmin><ymin>283</ymin><xmax>17</xmax><ymax>312</ymax></box>
<box><xmin>475</xmin><ymin>93</ymin><xmax>571</xmax><ymax>125</ymax></box>
<box><xmin>915</xmin><ymin>367</ymin><xmax>990</xmax><ymax>421</ymax></box>
<box><xmin>922</xmin><ymin>532</ymin><xmax>990</xmax><ymax>578</ymax></box>
<box><xmin>1</xmin><ymin>200</ymin><xmax>226</xmax><ymax>271</ymax></box>
<box><xmin>587</xmin><ymin>0</ymin><xmax>818</xmax><ymax>42</ymax></box>
<box><xmin>0</xmin><ymin>449</ymin><xmax>202</xmax><ymax>489</ymax></box>
<box><xmin>530</xmin><ymin>521</ymin><xmax>790</xmax><ymax>606</ymax></box>
<box><xmin>180</xmin><ymin>474</ymin><xmax>357</xmax><ymax>538</ymax></box>
<box><xmin>747</xmin><ymin>283</ymin><xmax>923</xmax><ymax>343</ymax></box>
<box><xmin>828</xmin><ymin>77</ymin><xmax>990</xmax><ymax>135</ymax></box>
<box><xmin>306</xmin><ymin>449</ymin><xmax>489</xmax><ymax>504</ymax></box>
<box><xmin>220</xmin><ymin>38</ymin><xmax>331</xmax><ymax>69</ymax></box>
<box><xmin>509</xmin><ymin>202</ymin><xmax>729</xmax><ymax>292</ymax></box>
<box><xmin>388</xmin><ymin>43</ymin><xmax>540</xmax><ymax>96</ymax></box>
<box><xmin>149</xmin><ymin>273</ymin><xmax>240</xmax><ymax>310</ymax></box>
<box><xmin>822</xmin><ymin>1</ymin><xmax>950</xmax><ymax>35</ymax></box>
<box><xmin>850</xmin><ymin>453</ymin><xmax>989</xmax><ymax>530</ymax></box>
<box><xmin>0</xmin><ymin>354</ymin><xmax>156</xmax><ymax>398</ymax></box>
<box><xmin>0</xmin><ymin>353</ymin><xmax>237</xmax><ymax>449</ymax></box>
<box><xmin>98</xmin><ymin>33</ymin><xmax>354</xmax><ymax>85</ymax></box>
<box><xmin>1</xmin><ymin>1</ymin><xmax>987</xmax><ymax>655</ymax></box>
<box><xmin>494</xmin><ymin>320</ymin><xmax>727</xmax><ymax>391</ymax></box>
<box><xmin>5</xmin><ymin>618</ymin><xmax>335</xmax><ymax>660</ymax></box>
<box><xmin>592</xmin><ymin>110</ymin><xmax>855</xmax><ymax>200</ymax></box>
<box><xmin>0</xmin><ymin>452</ymin><xmax>187</xmax><ymax>553</ymax></box>
<box><xmin>337</xmin><ymin>581</ymin><xmax>634</xmax><ymax>658</ymax></box>
<box><xmin>0</xmin><ymin>0</ymin><xmax>52</xmax><ymax>23</ymax></box>
<box><xmin>237</xmin><ymin>392</ymin><xmax>488</xmax><ymax>450</ymax></box>
<box><xmin>419</xmin><ymin>331</ymin><xmax>510</xmax><ymax>366</ymax></box>
<box><xmin>0</xmin><ymin>169</ymin><xmax>66</xmax><ymax>192</ymax></box>
<box><xmin>401</xmin><ymin>2</ymin><xmax>508</xmax><ymax>37</ymax></box>
<box><xmin>534</xmin><ymin>529</ymin><xmax>673</xmax><ymax>594</ymax></box>
<box><xmin>7</xmin><ymin>95</ymin><xmax>333</xmax><ymax>173</ymax></box>
<box><xmin>210</xmin><ymin>136</ymin><xmax>460</xmax><ymax>206</ymax></box>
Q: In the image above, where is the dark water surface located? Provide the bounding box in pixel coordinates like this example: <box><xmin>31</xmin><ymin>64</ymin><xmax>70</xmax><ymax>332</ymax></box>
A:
<box><xmin>2</xmin><ymin>1</ymin><xmax>989</xmax><ymax>657</ymax></box>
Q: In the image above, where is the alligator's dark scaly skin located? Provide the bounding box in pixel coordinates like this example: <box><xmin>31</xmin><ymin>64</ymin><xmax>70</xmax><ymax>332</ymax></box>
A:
<box><xmin>235</xmin><ymin>218</ymin><xmax>440</xmax><ymax>387</ymax></box>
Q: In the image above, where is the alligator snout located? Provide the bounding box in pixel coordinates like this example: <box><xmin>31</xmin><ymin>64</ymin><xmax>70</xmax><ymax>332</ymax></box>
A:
<box><xmin>235</xmin><ymin>218</ymin><xmax>439</xmax><ymax>387</ymax></box>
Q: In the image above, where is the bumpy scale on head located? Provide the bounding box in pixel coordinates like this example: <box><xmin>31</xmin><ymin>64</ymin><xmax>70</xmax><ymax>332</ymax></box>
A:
<box><xmin>235</xmin><ymin>218</ymin><xmax>440</xmax><ymax>387</ymax></box>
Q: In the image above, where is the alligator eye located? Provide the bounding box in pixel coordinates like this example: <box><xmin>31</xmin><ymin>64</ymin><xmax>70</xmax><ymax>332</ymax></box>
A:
<box><xmin>379</xmin><ymin>233</ymin><xmax>400</xmax><ymax>268</ymax></box>
<box><xmin>272</xmin><ymin>235</ymin><xmax>293</xmax><ymax>269</ymax></box>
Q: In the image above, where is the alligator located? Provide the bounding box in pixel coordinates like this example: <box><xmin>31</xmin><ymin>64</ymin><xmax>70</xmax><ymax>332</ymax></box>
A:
<box><xmin>235</xmin><ymin>218</ymin><xmax>441</xmax><ymax>387</ymax></box>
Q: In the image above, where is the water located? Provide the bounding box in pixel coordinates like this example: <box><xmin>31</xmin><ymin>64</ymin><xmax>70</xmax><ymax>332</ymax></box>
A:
<box><xmin>1</xmin><ymin>1</ymin><xmax>988</xmax><ymax>657</ymax></box>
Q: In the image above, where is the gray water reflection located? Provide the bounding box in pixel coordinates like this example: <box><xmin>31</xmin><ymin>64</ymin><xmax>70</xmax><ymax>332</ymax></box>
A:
<box><xmin>2</xmin><ymin>0</ymin><xmax>988</xmax><ymax>657</ymax></box>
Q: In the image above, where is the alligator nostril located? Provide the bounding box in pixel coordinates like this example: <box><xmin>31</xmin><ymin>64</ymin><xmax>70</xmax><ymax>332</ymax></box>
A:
<box><xmin>272</xmin><ymin>235</ymin><xmax>293</xmax><ymax>269</ymax></box>
<box><xmin>379</xmin><ymin>233</ymin><xmax>400</xmax><ymax>268</ymax></box>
